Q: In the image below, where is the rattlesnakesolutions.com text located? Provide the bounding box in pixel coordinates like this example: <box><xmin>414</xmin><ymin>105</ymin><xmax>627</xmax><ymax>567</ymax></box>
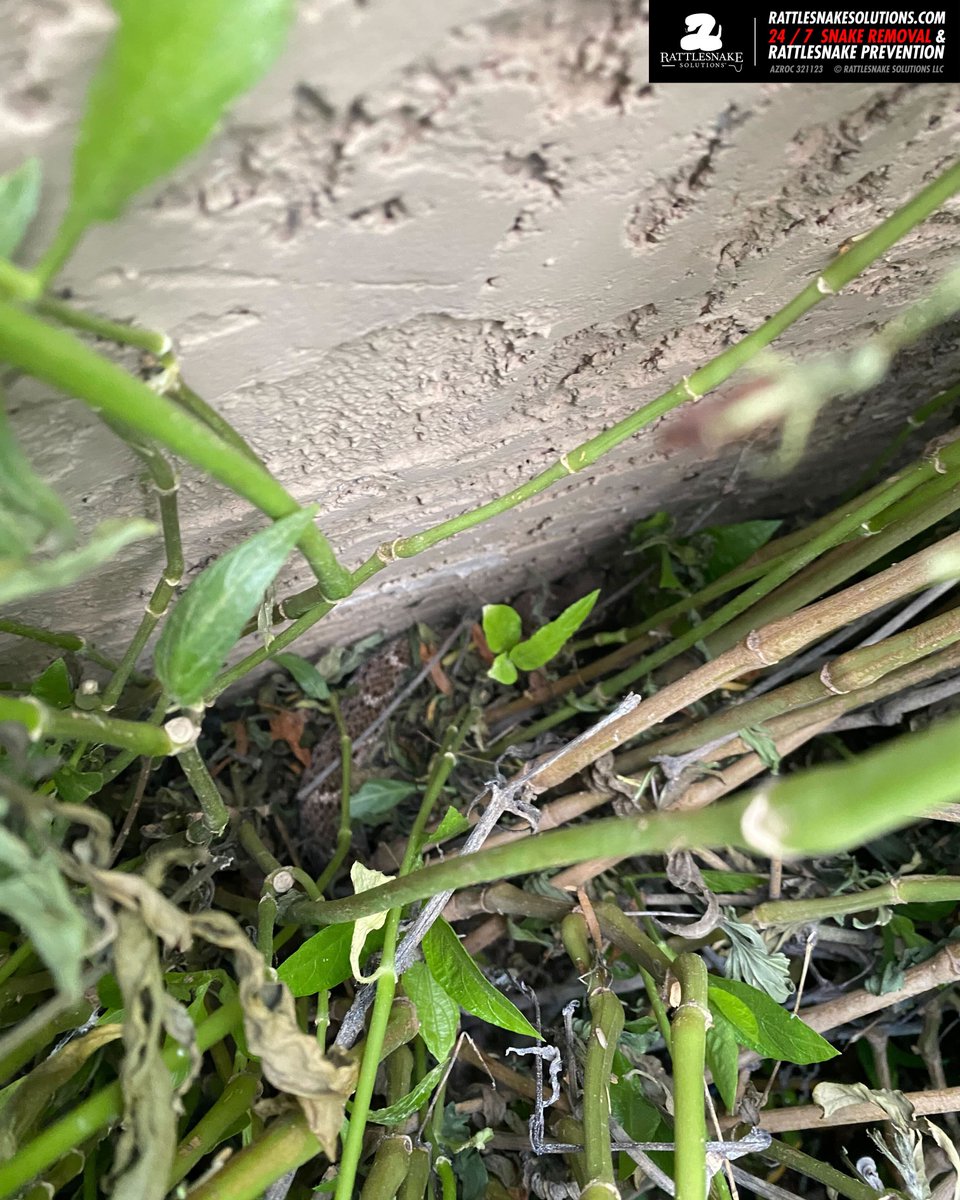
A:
<box><xmin>647</xmin><ymin>5</ymin><xmax>958</xmax><ymax>82</ymax></box>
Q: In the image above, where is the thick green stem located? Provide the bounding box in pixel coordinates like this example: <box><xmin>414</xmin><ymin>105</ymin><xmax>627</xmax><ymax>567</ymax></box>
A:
<box><xmin>101</xmin><ymin>435</ymin><xmax>184</xmax><ymax>709</ymax></box>
<box><xmin>0</xmin><ymin>694</ymin><xmax>188</xmax><ymax>756</ymax></box>
<box><xmin>0</xmin><ymin>999</ymin><xmax>242</xmax><ymax>1199</ymax></box>
<box><xmin>0</xmin><ymin>618</ymin><xmax>125</xmax><ymax>674</ymax></box>
<box><xmin>581</xmin><ymin>986</ymin><xmax>624</xmax><ymax>1193</ymax></box>
<box><xmin>35</xmin><ymin>294</ymin><xmax>169</xmax><ymax>355</ymax></box>
<box><xmin>749</xmin><ymin>874</ymin><xmax>960</xmax><ymax>928</ymax></box>
<box><xmin>759</xmin><ymin>1137</ymin><xmax>881</xmax><ymax>1200</ymax></box>
<box><xmin>0</xmin><ymin>302</ymin><xmax>350</xmax><ymax>598</ymax></box>
<box><xmin>178</xmin><ymin>745</ymin><xmax>230</xmax><ymax>837</ymax></box>
<box><xmin>333</xmin><ymin>911</ymin><xmax>401</xmax><ymax>1200</ymax></box>
<box><xmin>291</xmin><ymin>710</ymin><xmax>960</xmax><ymax>926</ymax></box>
<box><xmin>708</xmin><ymin>467</ymin><xmax>960</xmax><ymax>655</ymax></box>
<box><xmin>670</xmin><ymin>954</ymin><xmax>708</xmax><ymax>1200</ymax></box>
<box><xmin>169</xmin><ymin>1071</ymin><xmax>260</xmax><ymax>1187</ymax></box>
<box><xmin>359</xmin><ymin>1134</ymin><xmax>413</xmax><ymax>1200</ymax></box>
<box><xmin>183</xmin><ymin>1110</ymin><xmax>321</xmax><ymax>1200</ymax></box>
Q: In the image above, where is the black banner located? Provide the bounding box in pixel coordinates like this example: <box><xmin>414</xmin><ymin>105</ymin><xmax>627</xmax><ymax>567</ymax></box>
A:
<box><xmin>647</xmin><ymin>5</ymin><xmax>958</xmax><ymax>82</ymax></box>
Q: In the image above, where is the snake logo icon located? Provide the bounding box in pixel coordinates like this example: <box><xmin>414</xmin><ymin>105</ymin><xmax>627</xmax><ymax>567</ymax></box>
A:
<box><xmin>680</xmin><ymin>13</ymin><xmax>724</xmax><ymax>49</ymax></box>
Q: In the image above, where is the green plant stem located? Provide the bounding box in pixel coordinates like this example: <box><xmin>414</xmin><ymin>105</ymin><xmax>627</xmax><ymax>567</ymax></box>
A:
<box><xmin>178</xmin><ymin>745</ymin><xmax>230</xmax><ymax>837</ymax></box>
<box><xmin>513</xmin><ymin>471</ymin><xmax>938</xmax><ymax>753</ymax></box>
<box><xmin>171</xmin><ymin>378</ymin><xmax>265</xmax><ymax>465</ymax></box>
<box><xmin>291</xmin><ymin>709</ymin><xmax>960</xmax><ymax>926</ymax></box>
<box><xmin>847</xmin><ymin>379</ymin><xmax>960</xmax><ymax>498</ymax></box>
<box><xmin>627</xmin><ymin>601</ymin><xmax>960</xmax><ymax>766</ymax></box>
<box><xmin>0</xmin><ymin>302</ymin><xmax>350</xmax><ymax>598</ymax></box>
<box><xmin>314</xmin><ymin>692</ymin><xmax>354</xmax><ymax>893</ymax></box>
<box><xmin>184</xmin><ymin>1110</ymin><xmax>321</xmax><ymax>1200</ymax></box>
<box><xmin>169</xmin><ymin>1071</ymin><xmax>260</xmax><ymax>1187</ymax></box>
<box><xmin>532</xmin><ymin>529</ymin><xmax>960</xmax><ymax>789</ymax></box>
<box><xmin>0</xmin><ymin>257</ymin><xmax>41</xmax><ymax>301</ymax></box>
<box><xmin>206</xmin><ymin>600</ymin><xmax>334</xmax><ymax>700</ymax></box>
<box><xmin>359</xmin><ymin>1134</ymin><xmax>413</xmax><ymax>1200</ymax></box>
<box><xmin>0</xmin><ymin>694</ymin><xmax>185</xmax><ymax>755</ymax></box>
<box><xmin>257</xmin><ymin>894</ymin><xmax>277</xmax><ymax>961</ymax></box>
<box><xmin>0</xmin><ymin>998</ymin><xmax>242</xmax><ymax>1199</ymax></box>
<box><xmin>35</xmin><ymin>294</ymin><xmax>170</xmax><ymax>355</ymax></box>
<box><xmin>0</xmin><ymin>1000</ymin><xmax>92</xmax><ymax>1087</ymax></box>
<box><xmin>0</xmin><ymin>617</ymin><xmax>126</xmax><ymax>674</ymax></box>
<box><xmin>581</xmin><ymin>986</ymin><xmax>624</xmax><ymax>1191</ymax></box>
<box><xmin>397</xmin><ymin>1146</ymin><xmax>430</xmax><ymax>1200</ymax></box>
<box><xmin>435</xmin><ymin>1157</ymin><xmax>457</xmax><ymax>1200</ymax></box>
<box><xmin>0</xmin><ymin>940</ymin><xmax>35</xmax><ymax>987</ymax></box>
<box><xmin>759</xmin><ymin>1137</ymin><xmax>879</xmax><ymax>1200</ymax></box>
<box><xmin>403</xmin><ymin>712</ymin><xmax>476</xmax><ymax>870</ymax></box>
<box><xmin>334</xmin><ymin>910</ymin><xmax>402</xmax><ymax>1200</ymax></box>
<box><xmin>749</xmin><ymin>874</ymin><xmax>960</xmax><ymax>928</ymax></box>
<box><xmin>101</xmin><ymin>435</ymin><xmax>184</xmax><ymax>709</ymax></box>
<box><xmin>265</xmin><ymin>159</ymin><xmax>960</xmax><ymax>624</ymax></box>
<box><xmin>670</xmin><ymin>954</ymin><xmax>708</xmax><ymax>1200</ymax></box>
<box><xmin>237</xmin><ymin>820</ymin><xmax>282</xmax><ymax>875</ymax></box>
<box><xmin>708</xmin><ymin>467</ymin><xmax>960</xmax><ymax>655</ymax></box>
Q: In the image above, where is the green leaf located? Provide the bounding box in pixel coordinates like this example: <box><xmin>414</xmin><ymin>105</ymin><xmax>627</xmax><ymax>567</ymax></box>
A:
<box><xmin>703</xmin><ymin>520</ymin><xmax>781</xmax><ymax>582</ymax></box>
<box><xmin>509</xmin><ymin>589</ymin><xmax>600</xmax><ymax>671</ymax></box>
<box><xmin>720</xmin><ymin>914</ymin><xmax>793</xmax><ymax>1004</ymax></box>
<box><xmin>0</xmin><ymin>159</ymin><xmax>41</xmax><ymax>259</ymax></box>
<box><xmin>277</xmin><ymin>923</ymin><xmax>353</xmax><ymax>997</ymax></box>
<box><xmin>63</xmin><ymin>0</ymin><xmax>295</xmax><ymax>244</ymax></box>
<box><xmin>0</xmin><ymin>518</ymin><xmax>155</xmax><ymax>607</ymax></box>
<box><xmin>368</xmin><ymin>1059</ymin><xmax>448</xmax><ymax>1125</ymax></box>
<box><xmin>0</xmin><ymin>827</ymin><xmax>87</xmax><ymax>1000</ymax></box>
<box><xmin>432</xmin><ymin>806</ymin><xmax>471</xmax><ymax>843</ymax></box>
<box><xmin>481</xmin><ymin>604</ymin><xmax>522</xmax><ymax>654</ymax></box>
<box><xmin>350</xmin><ymin>779</ymin><xmax>417</xmax><ymax>826</ymax></box>
<box><xmin>402</xmin><ymin>960</ymin><xmax>459</xmax><ymax>1061</ymax></box>
<box><xmin>154</xmin><ymin>508</ymin><xmax>316</xmax><ymax>706</ymax></box>
<box><xmin>610</xmin><ymin>1054</ymin><xmax>661</xmax><ymax>1142</ymax></box>
<box><xmin>53</xmin><ymin>765</ymin><xmax>105</xmax><ymax>805</ymax></box>
<box><xmin>705</xmin><ymin>1008</ymin><xmax>740</xmax><ymax>1113</ymax></box>
<box><xmin>272</xmin><ymin>652</ymin><xmax>329</xmax><ymax>700</ymax></box>
<box><xmin>0</xmin><ymin>400</ymin><xmax>73</xmax><ymax>558</ymax></box>
<box><xmin>487</xmin><ymin>653</ymin><xmax>518</xmax><ymax>686</ymax></box>
<box><xmin>421</xmin><ymin>918</ymin><xmax>539</xmax><ymax>1040</ymax></box>
<box><xmin>31</xmin><ymin>659</ymin><xmax>72</xmax><ymax>709</ymax></box>
<box><xmin>708</xmin><ymin>978</ymin><xmax>837</xmax><ymax>1065</ymax></box>
<box><xmin>740</xmin><ymin>725</ymin><xmax>781</xmax><ymax>774</ymax></box>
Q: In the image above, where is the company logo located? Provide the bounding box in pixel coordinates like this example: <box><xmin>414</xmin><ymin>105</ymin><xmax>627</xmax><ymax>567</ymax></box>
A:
<box><xmin>659</xmin><ymin>8</ymin><xmax>743</xmax><ymax>71</ymax></box>
<box><xmin>681</xmin><ymin>13</ymin><xmax>723</xmax><ymax>49</ymax></box>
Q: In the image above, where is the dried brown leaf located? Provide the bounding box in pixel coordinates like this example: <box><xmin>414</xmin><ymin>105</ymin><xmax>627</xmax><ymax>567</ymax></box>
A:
<box><xmin>192</xmin><ymin>911</ymin><xmax>358</xmax><ymax>1158</ymax></box>
<box><xmin>110</xmin><ymin>909</ymin><xmax>180</xmax><ymax>1200</ymax></box>
<box><xmin>269</xmin><ymin>708</ymin><xmax>311</xmax><ymax>767</ymax></box>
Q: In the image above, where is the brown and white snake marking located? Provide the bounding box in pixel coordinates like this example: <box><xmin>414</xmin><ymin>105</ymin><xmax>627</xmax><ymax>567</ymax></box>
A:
<box><xmin>296</xmin><ymin>638</ymin><xmax>411</xmax><ymax>866</ymax></box>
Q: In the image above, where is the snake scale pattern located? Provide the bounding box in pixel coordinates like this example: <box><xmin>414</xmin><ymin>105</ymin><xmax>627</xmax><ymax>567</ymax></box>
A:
<box><xmin>297</xmin><ymin>638</ymin><xmax>411</xmax><ymax>867</ymax></box>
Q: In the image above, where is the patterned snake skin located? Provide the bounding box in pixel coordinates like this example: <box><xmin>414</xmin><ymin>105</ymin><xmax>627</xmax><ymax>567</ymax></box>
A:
<box><xmin>297</xmin><ymin>638</ymin><xmax>411</xmax><ymax>867</ymax></box>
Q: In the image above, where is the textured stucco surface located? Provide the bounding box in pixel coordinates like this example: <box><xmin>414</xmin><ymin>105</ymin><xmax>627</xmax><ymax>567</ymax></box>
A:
<box><xmin>2</xmin><ymin>0</ymin><xmax>960</xmax><ymax>680</ymax></box>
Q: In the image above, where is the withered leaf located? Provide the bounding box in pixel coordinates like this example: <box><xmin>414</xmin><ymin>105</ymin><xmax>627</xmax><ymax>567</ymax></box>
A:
<box><xmin>192</xmin><ymin>911</ymin><xmax>358</xmax><ymax>1158</ymax></box>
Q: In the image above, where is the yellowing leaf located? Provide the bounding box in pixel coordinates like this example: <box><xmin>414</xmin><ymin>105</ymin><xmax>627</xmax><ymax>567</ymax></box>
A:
<box><xmin>350</xmin><ymin>863</ymin><xmax>395</xmax><ymax>983</ymax></box>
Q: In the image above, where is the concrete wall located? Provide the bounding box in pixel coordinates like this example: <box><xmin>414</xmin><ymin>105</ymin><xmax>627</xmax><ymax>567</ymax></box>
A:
<box><xmin>3</xmin><ymin>0</ymin><xmax>960</xmax><ymax>680</ymax></box>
